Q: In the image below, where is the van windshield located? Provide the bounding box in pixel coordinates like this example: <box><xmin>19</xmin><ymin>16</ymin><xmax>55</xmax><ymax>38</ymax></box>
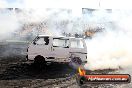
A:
<box><xmin>53</xmin><ymin>38</ymin><xmax>69</xmax><ymax>48</ymax></box>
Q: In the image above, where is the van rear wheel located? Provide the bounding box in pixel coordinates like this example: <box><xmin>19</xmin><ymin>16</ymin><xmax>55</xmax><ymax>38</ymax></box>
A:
<box><xmin>70</xmin><ymin>57</ymin><xmax>82</xmax><ymax>69</ymax></box>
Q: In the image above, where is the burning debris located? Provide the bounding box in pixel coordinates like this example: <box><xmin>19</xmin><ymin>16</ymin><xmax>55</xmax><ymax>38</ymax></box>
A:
<box><xmin>78</xmin><ymin>66</ymin><xmax>86</xmax><ymax>76</ymax></box>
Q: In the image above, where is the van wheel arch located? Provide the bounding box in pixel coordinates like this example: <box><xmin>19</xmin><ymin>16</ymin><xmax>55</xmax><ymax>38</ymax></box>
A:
<box><xmin>71</xmin><ymin>57</ymin><xmax>82</xmax><ymax>65</ymax></box>
<box><xmin>70</xmin><ymin>57</ymin><xmax>83</xmax><ymax>69</ymax></box>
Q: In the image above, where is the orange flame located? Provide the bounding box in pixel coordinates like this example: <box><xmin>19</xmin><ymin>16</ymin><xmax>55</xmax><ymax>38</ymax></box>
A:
<box><xmin>78</xmin><ymin>66</ymin><xmax>86</xmax><ymax>76</ymax></box>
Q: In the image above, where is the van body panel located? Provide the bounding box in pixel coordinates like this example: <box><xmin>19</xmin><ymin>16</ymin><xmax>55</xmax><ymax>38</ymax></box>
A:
<box><xmin>27</xmin><ymin>35</ymin><xmax>87</xmax><ymax>63</ymax></box>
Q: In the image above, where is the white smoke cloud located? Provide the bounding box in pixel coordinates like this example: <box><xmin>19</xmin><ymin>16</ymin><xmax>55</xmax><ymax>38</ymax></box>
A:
<box><xmin>0</xmin><ymin>9</ymin><xmax>21</xmax><ymax>40</ymax></box>
<box><xmin>85</xmin><ymin>31</ymin><xmax>132</xmax><ymax>70</ymax></box>
<box><xmin>0</xmin><ymin>8</ymin><xmax>83</xmax><ymax>39</ymax></box>
<box><xmin>84</xmin><ymin>10</ymin><xmax>132</xmax><ymax>70</ymax></box>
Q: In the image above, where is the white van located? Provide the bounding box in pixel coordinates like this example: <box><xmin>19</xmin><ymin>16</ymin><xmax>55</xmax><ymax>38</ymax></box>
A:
<box><xmin>26</xmin><ymin>35</ymin><xmax>87</xmax><ymax>66</ymax></box>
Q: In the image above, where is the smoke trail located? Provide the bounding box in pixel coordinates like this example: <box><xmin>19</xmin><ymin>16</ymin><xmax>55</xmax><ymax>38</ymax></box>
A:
<box><xmin>84</xmin><ymin>10</ymin><xmax>132</xmax><ymax>70</ymax></box>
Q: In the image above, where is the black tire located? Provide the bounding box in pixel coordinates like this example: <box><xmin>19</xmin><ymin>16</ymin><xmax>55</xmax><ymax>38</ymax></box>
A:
<box><xmin>34</xmin><ymin>55</ymin><xmax>46</xmax><ymax>69</ymax></box>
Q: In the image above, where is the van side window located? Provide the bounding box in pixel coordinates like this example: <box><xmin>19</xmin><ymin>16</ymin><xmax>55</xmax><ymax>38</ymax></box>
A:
<box><xmin>70</xmin><ymin>40</ymin><xmax>84</xmax><ymax>48</ymax></box>
<box><xmin>53</xmin><ymin>38</ymin><xmax>69</xmax><ymax>48</ymax></box>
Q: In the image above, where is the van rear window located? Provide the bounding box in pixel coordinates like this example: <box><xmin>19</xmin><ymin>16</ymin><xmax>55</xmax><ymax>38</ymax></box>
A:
<box><xmin>70</xmin><ymin>40</ymin><xmax>84</xmax><ymax>48</ymax></box>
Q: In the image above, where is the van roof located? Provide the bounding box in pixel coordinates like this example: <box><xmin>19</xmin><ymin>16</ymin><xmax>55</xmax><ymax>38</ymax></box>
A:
<box><xmin>38</xmin><ymin>34</ymin><xmax>83</xmax><ymax>39</ymax></box>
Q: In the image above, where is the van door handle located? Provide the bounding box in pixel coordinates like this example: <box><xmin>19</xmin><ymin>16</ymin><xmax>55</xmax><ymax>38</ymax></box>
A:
<box><xmin>53</xmin><ymin>48</ymin><xmax>54</xmax><ymax>51</ymax></box>
<box><xmin>51</xmin><ymin>47</ymin><xmax>52</xmax><ymax>51</ymax></box>
<box><xmin>51</xmin><ymin>47</ymin><xmax>54</xmax><ymax>51</ymax></box>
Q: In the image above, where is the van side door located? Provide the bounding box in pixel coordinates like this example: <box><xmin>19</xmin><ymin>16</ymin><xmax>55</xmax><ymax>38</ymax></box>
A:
<box><xmin>30</xmin><ymin>36</ymin><xmax>51</xmax><ymax>57</ymax></box>
<box><xmin>52</xmin><ymin>38</ymin><xmax>70</xmax><ymax>58</ymax></box>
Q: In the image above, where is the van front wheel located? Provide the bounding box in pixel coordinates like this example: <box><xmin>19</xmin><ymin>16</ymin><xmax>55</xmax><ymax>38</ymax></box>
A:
<box><xmin>34</xmin><ymin>55</ymin><xmax>46</xmax><ymax>69</ymax></box>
